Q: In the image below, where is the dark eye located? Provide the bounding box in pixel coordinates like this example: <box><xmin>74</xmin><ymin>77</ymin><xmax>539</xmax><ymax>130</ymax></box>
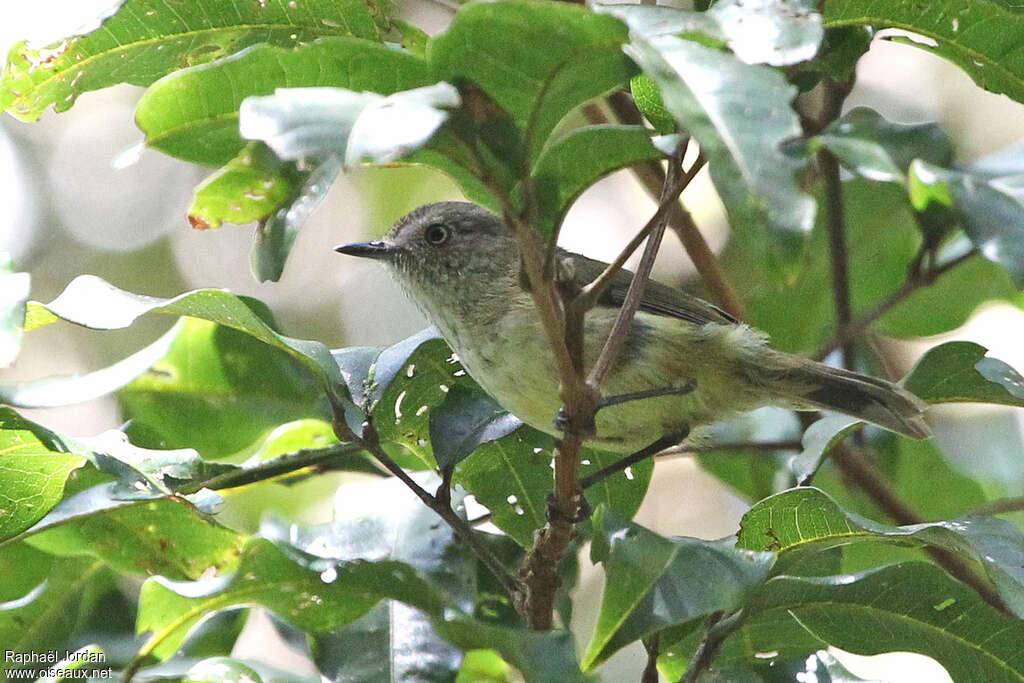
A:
<box><xmin>424</xmin><ymin>223</ymin><xmax>450</xmax><ymax>246</ymax></box>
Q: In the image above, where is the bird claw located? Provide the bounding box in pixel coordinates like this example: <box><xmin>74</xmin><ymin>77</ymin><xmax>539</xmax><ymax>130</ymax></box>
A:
<box><xmin>553</xmin><ymin>407</ymin><xmax>596</xmax><ymax>438</ymax></box>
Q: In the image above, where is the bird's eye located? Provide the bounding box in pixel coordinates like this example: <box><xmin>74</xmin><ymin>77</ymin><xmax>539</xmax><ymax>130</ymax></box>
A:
<box><xmin>424</xmin><ymin>223</ymin><xmax>450</xmax><ymax>246</ymax></box>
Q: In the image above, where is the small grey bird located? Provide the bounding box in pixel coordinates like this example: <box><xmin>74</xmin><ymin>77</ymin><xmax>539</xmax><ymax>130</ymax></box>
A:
<box><xmin>336</xmin><ymin>202</ymin><xmax>930</xmax><ymax>453</ymax></box>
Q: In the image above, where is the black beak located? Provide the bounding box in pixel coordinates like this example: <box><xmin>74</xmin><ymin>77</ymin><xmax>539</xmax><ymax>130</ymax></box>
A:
<box><xmin>334</xmin><ymin>240</ymin><xmax>393</xmax><ymax>259</ymax></box>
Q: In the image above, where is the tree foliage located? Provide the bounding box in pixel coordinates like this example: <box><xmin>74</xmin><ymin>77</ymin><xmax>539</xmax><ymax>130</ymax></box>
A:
<box><xmin>3</xmin><ymin>0</ymin><xmax>1024</xmax><ymax>680</ymax></box>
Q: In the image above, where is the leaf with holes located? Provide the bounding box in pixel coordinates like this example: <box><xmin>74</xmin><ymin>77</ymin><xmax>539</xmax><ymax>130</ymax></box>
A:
<box><xmin>0</xmin><ymin>0</ymin><xmax>389</xmax><ymax>121</ymax></box>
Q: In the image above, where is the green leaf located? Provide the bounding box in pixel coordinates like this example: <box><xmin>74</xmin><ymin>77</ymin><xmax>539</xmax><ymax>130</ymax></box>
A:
<box><xmin>250</xmin><ymin>157</ymin><xmax>342</xmax><ymax>283</ymax></box>
<box><xmin>188</xmin><ymin>144</ymin><xmax>294</xmax><ymax>230</ymax></box>
<box><xmin>0</xmin><ymin>320</ymin><xmax>181</xmax><ymax>409</ymax></box>
<box><xmin>823</xmin><ymin>0</ymin><xmax>1024</xmax><ymax>105</ymax></box>
<box><xmin>34</xmin><ymin>275</ymin><xmax>347</xmax><ymax>407</ymax></box>
<box><xmin>529</xmin><ymin>124</ymin><xmax>661</xmax><ymax>241</ymax></box>
<box><xmin>630</xmin><ymin>75</ymin><xmax>675</xmax><ymax>134</ymax></box>
<box><xmin>282</xmin><ymin>474</ymin><xmax>475</xmax><ymax>683</ymax></box>
<box><xmin>908</xmin><ymin>159</ymin><xmax>1024</xmax><ymax>285</ymax></box>
<box><xmin>806</xmin><ymin>107</ymin><xmax>954</xmax><ymax>183</ymax></box>
<box><xmin>135</xmin><ymin>537</ymin><xmax>586</xmax><ymax>682</ymax></box>
<box><xmin>137</xmin><ymin>38</ymin><xmax>432</xmax><ymax>166</ymax></box>
<box><xmin>788</xmin><ymin>416</ymin><xmax>862</xmax><ymax>485</ymax></box>
<box><xmin>745</xmin><ymin>563</ymin><xmax>1024</xmax><ymax>682</ymax></box>
<box><xmin>184</xmin><ymin>657</ymin><xmax>264</xmax><ymax>683</ymax></box>
<box><xmin>738</xmin><ymin>487</ymin><xmax>1024</xmax><ymax>615</ymax></box>
<box><xmin>17</xmin><ymin>483</ymin><xmax>243</xmax><ymax>579</ymax></box>
<box><xmin>120</xmin><ymin>314</ymin><xmax>329</xmax><ymax>459</ymax></box>
<box><xmin>1</xmin><ymin>0</ymin><xmax>387</xmax><ymax>121</ymax></box>
<box><xmin>0</xmin><ymin>555</ymin><xmax>103</xmax><ymax>668</ymax></box>
<box><xmin>583</xmin><ymin>506</ymin><xmax>774</xmax><ymax>669</ymax></box>
<box><xmin>430</xmin><ymin>385</ymin><xmax>523</xmax><ymax>471</ymax></box>
<box><xmin>429</xmin><ymin>0</ymin><xmax>633</xmax><ymax>158</ymax></box>
<box><xmin>0</xmin><ymin>256</ymin><xmax>29</xmax><ymax>368</ymax></box>
<box><xmin>0</xmin><ymin>408</ymin><xmax>87</xmax><ymax>542</ymax></box>
<box><xmin>627</xmin><ymin>34</ymin><xmax>815</xmax><ymax>262</ymax></box>
<box><xmin>904</xmin><ymin>341</ymin><xmax>1024</xmax><ymax>407</ymax></box>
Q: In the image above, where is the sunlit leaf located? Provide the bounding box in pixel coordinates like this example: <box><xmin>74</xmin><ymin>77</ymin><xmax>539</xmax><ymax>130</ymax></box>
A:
<box><xmin>0</xmin><ymin>0</ymin><xmax>387</xmax><ymax>120</ymax></box>
<box><xmin>188</xmin><ymin>144</ymin><xmax>294</xmax><ymax>230</ymax></box>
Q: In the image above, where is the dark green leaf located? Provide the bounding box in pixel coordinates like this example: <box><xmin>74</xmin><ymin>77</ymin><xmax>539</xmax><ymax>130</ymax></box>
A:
<box><xmin>627</xmin><ymin>34</ymin><xmax>815</xmax><ymax>262</ymax></box>
<box><xmin>738</xmin><ymin>487</ymin><xmax>1024</xmax><ymax>615</ymax></box>
<box><xmin>0</xmin><ymin>321</ymin><xmax>180</xmax><ymax>409</ymax></box>
<box><xmin>0</xmin><ymin>256</ymin><xmax>28</xmax><ymax>368</ymax></box>
<box><xmin>583</xmin><ymin>506</ymin><xmax>774</xmax><ymax>669</ymax></box>
<box><xmin>187</xmin><ymin>144</ymin><xmax>294</xmax><ymax>230</ymax></box>
<box><xmin>530</xmin><ymin>124</ymin><xmax>661</xmax><ymax>241</ymax></box>
<box><xmin>430</xmin><ymin>385</ymin><xmax>523</xmax><ymax>471</ymax></box>
<box><xmin>744</xmin><ymin>563</ymin><xmax>1024</xmax><ymax>682</ymax></box>
<box><xmin>34</xmin><ymin>275</ymin><xmax>347</xmax><ymax>407</ymax></box>
<box><xmin>120</xmin><ymin>317</ymin><xmax>329</xmax><ymax>458</ymax></box>
<box><xmin>807</xmin><ymin>107</ymin><xmax>954</xmax><ymax>182</ymax></box>
<box><xmin>1</xmin><ymin>0</ymin><xmax>386</xmax><ymax>121</ymax></box>
<box><xmin>904</xmin><ymin>341</ymin><xmax>1024</xmax><ymax>407</ymax></box>
<box><xmin>0</xmin><ymin>408</ymin><xmax>87</xmax><ymax>542</ymax></box>
<box><xmin>137</xmin><ymin>38</ymin><xmax>432</xmax><ymax>166</ymax></box>
<box><xmin>135</xmin><ymin>537</ymin><xmax>585</xmax><ymax>682</ymax></box>
<box><xmin>823</xmin><ymin>0</ymin><xmax>1024</xmax><ymax>105</ymax></box>
<box><xmin>429</xmin><ymin>0</ymin><xmax>633</xmax><ymax>158</ymax></box>
<box><xmin>0</xmin><ymin>555</ymin><xmax>102</xmax><ymax>671</ymax></box>
<box><xmin>908</xmin><ymin>159</ymin><xmax>1024</xmax><ymax>285</ymax></box>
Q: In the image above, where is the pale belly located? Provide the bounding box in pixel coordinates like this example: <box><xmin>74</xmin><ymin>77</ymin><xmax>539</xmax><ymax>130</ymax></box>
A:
<box><xmin>441</xmin><ymin>301</ymin><xmax>772</xmax><ymax>453</ymax></box>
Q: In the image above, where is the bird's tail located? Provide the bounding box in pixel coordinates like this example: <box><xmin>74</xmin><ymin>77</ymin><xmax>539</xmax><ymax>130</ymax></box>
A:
<box><xmin>765</xmin><ymin>354</ymin><xmax>932</xmax><ymax>439</ymax></box>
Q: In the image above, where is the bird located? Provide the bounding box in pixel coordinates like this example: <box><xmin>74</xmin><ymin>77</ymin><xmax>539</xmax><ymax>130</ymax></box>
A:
<box><xmin>335</xmin><ymin>201</ymin><xmax>930</xmax><ymax>455</ymax></box>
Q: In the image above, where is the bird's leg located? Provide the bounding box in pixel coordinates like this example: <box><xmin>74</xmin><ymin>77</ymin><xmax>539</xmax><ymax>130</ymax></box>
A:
<box><xmin>579</xmin><ymin>428</ymin><xmax>689</xmax><ymax>491</ymax></box>
<box><xmin>553</xmin><ymin>379</ymin><xmax>697</xmax><ymax>433</ymax></box>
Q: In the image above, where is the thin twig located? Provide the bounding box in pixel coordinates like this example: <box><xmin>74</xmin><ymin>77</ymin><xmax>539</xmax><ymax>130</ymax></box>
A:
<box><xmin>642</xmin><ymin>633</ymin><xmax>661</xmax><ymax>683</ymax></box>
<box><xmin>332</xmin><ymin>415</ymin><xmax>521</xmax><ymax>599</ymax></box>
<box><xmin>658</xmin><ymin>439</ymin><xmax>804</xmax><ymax>458</ymax></box>
<box><xmin>970</xmin><ymin>497</ymin><xmax>1024</xmax><ymax>517</ymax></box>
<box><xmin>679</xmin><ymin>611</ymin><xmax>744</xmax><ymax>683</ymax></box>
<box><xmin>587</xmin><ymin>93</ymin><xmax>748</xmax><ymax>320</ymax></box>
<box><xmin>820</xmin><ymin>148</ymin><xmax>854</xmax><ymax>369</ymax></box>
<box><xmin>814</xmin><ymin>248</ymin><xmax>978</xmax><ymax>360</ymax></box>
<box><xmin>589</xmin><ymin>141</ymin><xmax>688</xmax><ymax>388</ymax></box>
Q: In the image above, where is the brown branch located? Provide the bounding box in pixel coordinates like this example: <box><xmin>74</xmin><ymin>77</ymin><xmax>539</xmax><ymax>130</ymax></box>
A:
<box><xmin>679</xmin><ymin>611</ymin><xmax>744</xmax><ymax>683</ymax></box>
<box><xmin>820</xmin><ymin>148</ymin><xmax>854</xmax><ymax>369</ymax></box>
<box><xmin>970</xmin><ymin>497</ymin><xmax>1024</xmax><ymax>517</ymax></box>
<box><xmin>814</xmin><ymin>248</ymin><xmax>978</xmax><ymax>360</ymax></box>
<box><xmin>642</xmin><ymin>633</ymin><xmax>661</xmax><ymax>683</ymax></box>
<box><xmin>589</xmin><ymin>142</ymin><xmax>688</xmax><ymax>388</ymax></box>
<box><xmin>586</xmin><ymin>94</ymin><xmax>748</xmax><ymax>320</ymax></box>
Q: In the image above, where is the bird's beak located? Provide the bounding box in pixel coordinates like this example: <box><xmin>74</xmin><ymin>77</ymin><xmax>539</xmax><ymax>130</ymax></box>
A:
<box><xmin>334</xmin><ymin>240</ymin><xmax>394</xmax><ymax>260</ymax></box>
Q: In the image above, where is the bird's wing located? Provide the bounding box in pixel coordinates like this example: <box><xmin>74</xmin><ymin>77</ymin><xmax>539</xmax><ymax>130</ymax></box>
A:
<box><xmin>570</xmin><ymin>252</ymin><xmax>738</xmax><ymax>326</ymax></box>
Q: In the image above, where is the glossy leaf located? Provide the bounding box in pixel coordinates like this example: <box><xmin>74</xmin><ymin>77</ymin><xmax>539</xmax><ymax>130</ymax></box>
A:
<box><xmin>823</xmin><ymin>0</ymin><xmax>1024</xmax><ymax>105</ymax></box>
<box><xmin>904</xmin><ymin>341</ymin><xmax>1024</xmax><ymax>408</ymax></box>
<box><xmin>282</xmin><ymin>475</ymin><xmax>473</xmax><ymax>682</ymax></box>
<box><xmin>184</xmin><ymin>657</ymin><xmax>263</xmax><ymax>683</ymax></box>
<box><xmin>429</xmin><ymin>385</ymin><xmax>523</xmax><ymax>471</ymax></box>
<box><xmin>0</xmin><ymin>555</ymin><xmax>103</xmax><ymax>668</ymax></box>
<box><xmin>707</xmin><ymin>0</ymin><xmax>822</xmax><ymax>66</ymax></box>
<box><xmin>803</xmin><ymin>106</ymin><xmax>954</xmax><ymax>183</ymax></box>
<box><xmin>0</xmin><ymin>257</ymin><xmax>28</xmax><ymax>368</ymax></box>
<box><xmin>788</xmin><ymin>416</ymin><xmax>862</xmax><ymax>485</ymax></box>
<box><xmin>138</xmin><ymin>38</ymin><xmax>432</xmax><ymax>166</ymax></box>
<box><xmin>187</xmin><ymin>144</ymin><xmax>294</xmax><ymax>230</ymax></box>
<box><xmin>0</xmin><ymin>0</ymin><xmax>387</xmax><ymax>121</ymax></box>
<box><xmin>909</xmin><ymin>159</ymin><xmax>1024</xmax><ymax>285</ymax></box>
<box><xmin>34</xmin><ymin>275</ymin><xmax>347</xmax><ymax>406</ymax></box>
<box><xmin>628</xmin><ymin>34</ymin><xmax>815</xmax><ymax>261</ymax></box>
<box><xmin>0</xmin><ymin>408</ymin><xmax>87</xmax><ymax>542</ymax></box>
<box><xmin>0</xmin><ymin>321</ymin><xmax>181</xmax><ymax>409</ymax></box>
<box><xmin>529</xmin><ymin>124</ymin><xmax>661</xmax><ymax>241</ymax></box>
<box><xmin>738</xmin><ymin>487</ymin><xmax>1024</xmax><ymax>615</ymax></box>
<box><xmin>15</xmin><ymin>483</ymin><xmax>242</xmax><ymax>580</ymax></box>
<box><xmin>747</xmin><ymin>563</ymin><xmax>1024</xmax><ymax>682</ymax></box>
<box><xmin>429</xmin><ymin>0</ymin><xmax>633</xmax><ymax>158</ymax></box>
<box><xmin>583</xmin><ymin>506</ymin><xmax>774</xmax><ymax>669</ymax></box>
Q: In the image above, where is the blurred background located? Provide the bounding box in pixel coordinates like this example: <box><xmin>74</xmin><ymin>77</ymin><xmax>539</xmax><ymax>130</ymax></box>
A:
<box><xmin>3</xmin><ymin>1</ymin><xmax>1024</xmax><ymax>680</ymax></box>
